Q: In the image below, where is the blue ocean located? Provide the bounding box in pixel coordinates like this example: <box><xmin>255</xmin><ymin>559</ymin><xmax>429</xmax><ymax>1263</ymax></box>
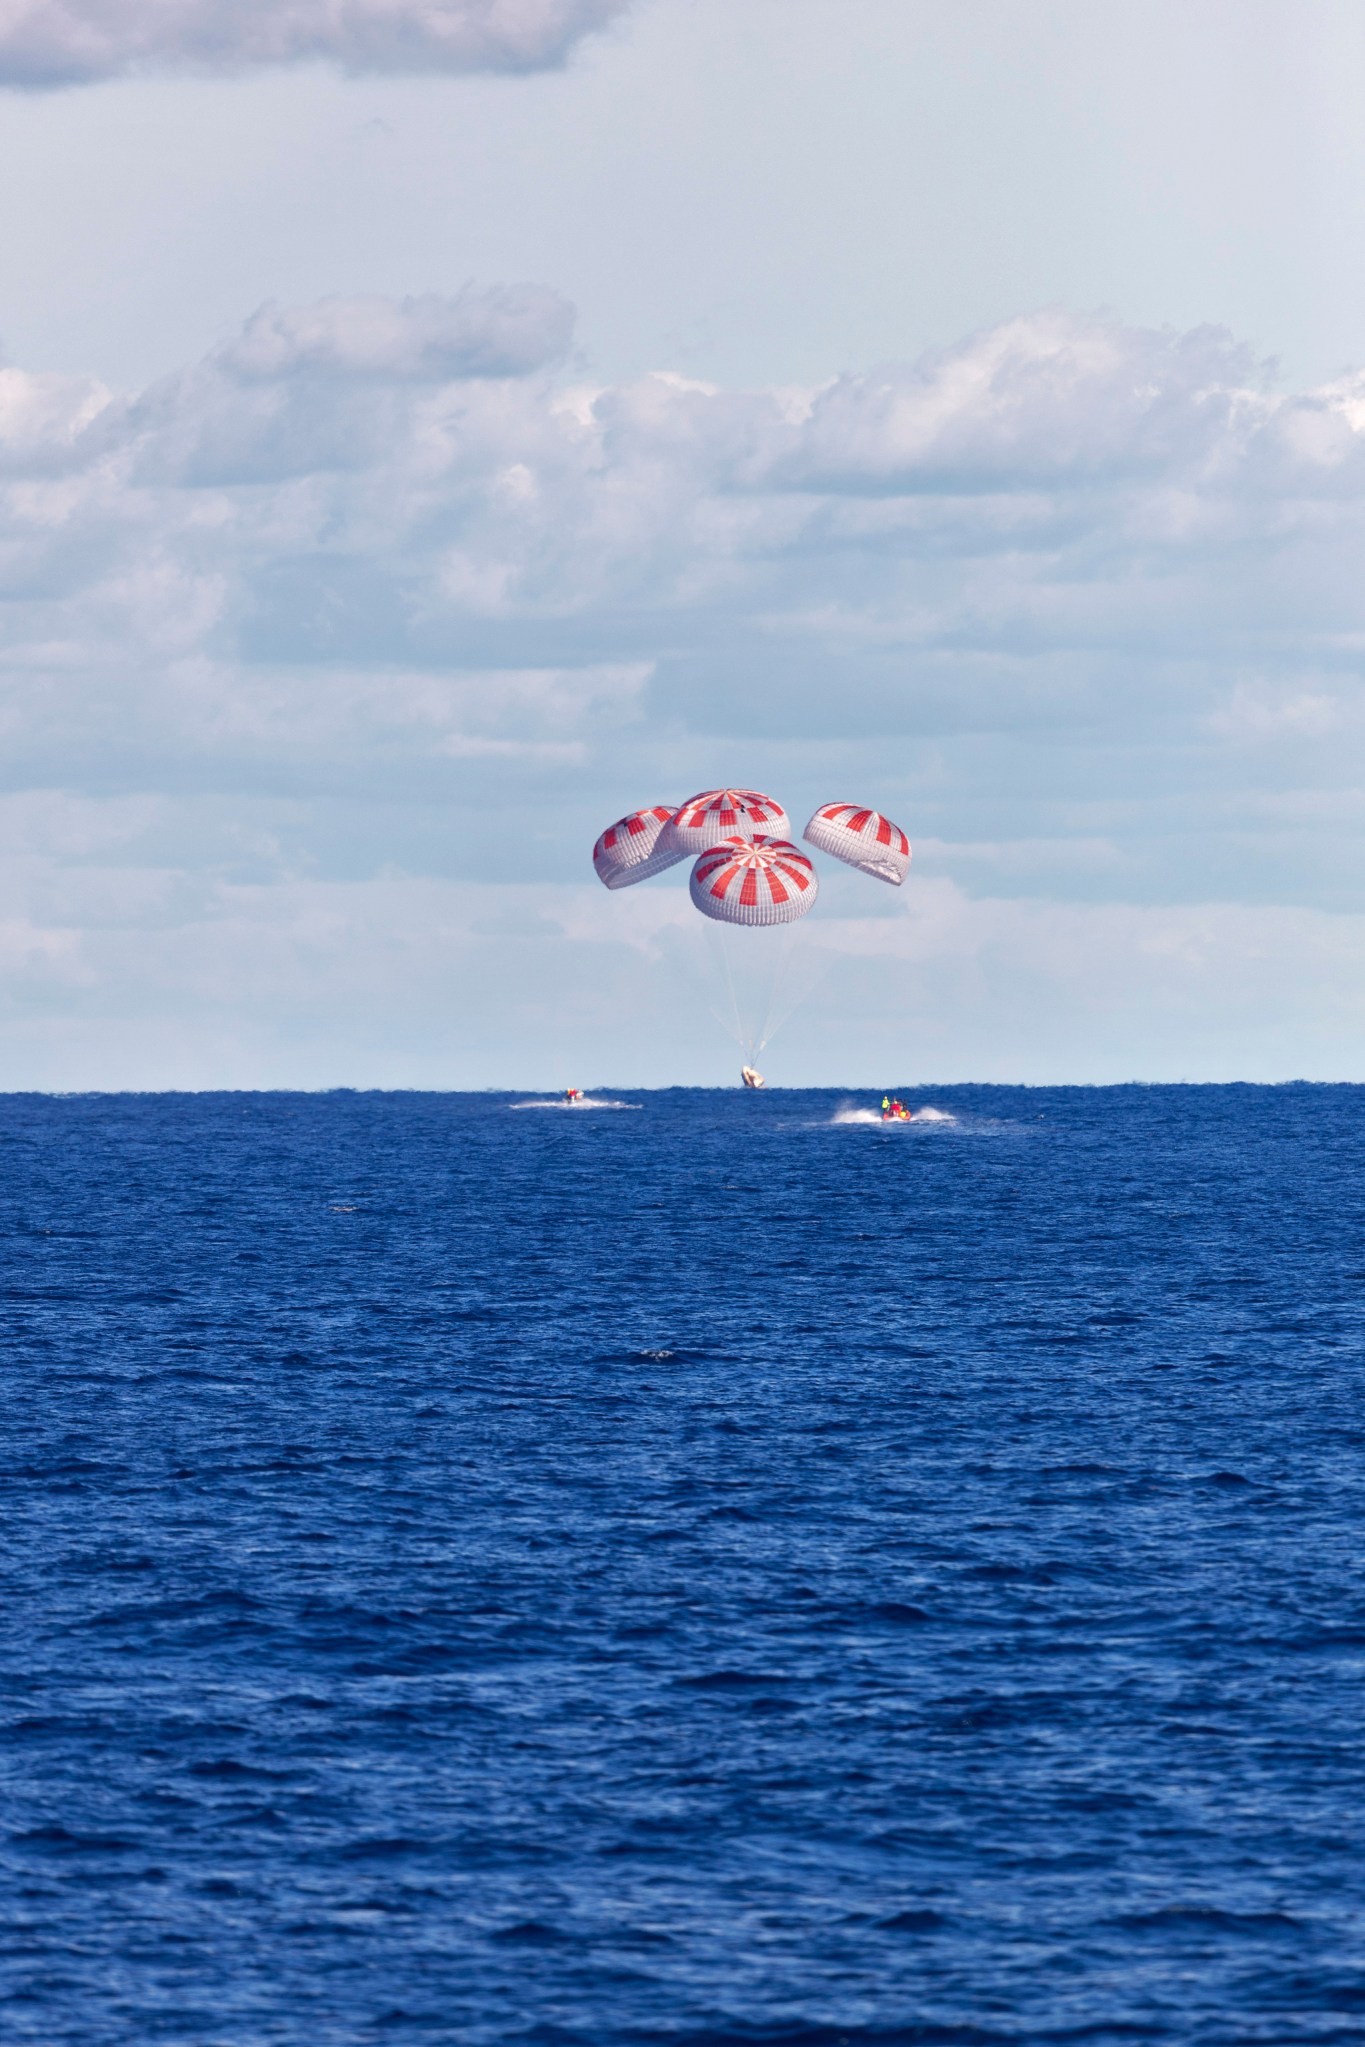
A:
<box><xmin>5</xmin><ymin>1084</ymin><xmax>1365</xmax><ymax>2045</ymax></box>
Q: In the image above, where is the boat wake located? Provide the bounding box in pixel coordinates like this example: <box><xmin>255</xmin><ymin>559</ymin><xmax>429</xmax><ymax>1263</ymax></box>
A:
<box><xmin>831</xmin><ymin>1104</ymin><xmax>957</xmax><ymax>1127</ymax></box>
<box><xmin>509</xmin><ymin>1096</ymin><xmax>640</xmax><ymax>1112</ymax></box>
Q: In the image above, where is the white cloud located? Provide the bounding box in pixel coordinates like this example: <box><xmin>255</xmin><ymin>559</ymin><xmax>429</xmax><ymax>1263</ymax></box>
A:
<box><xmin>0</xmin><ymin>366</ymin><xmax>111</xmax><ymax>473</ymax></box>
<box><xmin>1208</xmin><ymin>681</ymin><xmax>1343</xmax><ymax>742</ymax></box>
<box><xmin>763</xmin><ymin>313</ymin><xmax>1267</xmax><ymax>494</ymax></box>
<box><xmin>219</xmin><ymin>287</ymin><xmax>576</xmax><ymax>383</ymax></box>
<box><xmin>0</xmin><ymin>0</ymin><xmax>632</xmax><ymax>87</ymax></box>
<box><xmin>3</xmin><ymin>292</ymin><xmax>1365</xmax><ymax>1079</ymax></box>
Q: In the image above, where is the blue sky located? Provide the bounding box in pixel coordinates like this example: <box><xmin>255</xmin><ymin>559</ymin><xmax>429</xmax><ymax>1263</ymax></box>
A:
<box><xmin>2</xmin><ymin>0</ymin><xmax>1365</xmax><ymax>1086</ymax></box>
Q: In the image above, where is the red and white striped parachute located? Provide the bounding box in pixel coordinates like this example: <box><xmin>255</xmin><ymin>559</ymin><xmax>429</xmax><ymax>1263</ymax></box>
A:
<box><xmin>667</xmin><ymin>789</ymin><xmax>791</xmax><ymax>857</ymax></box>
<box><xmin>592</xmin><ymin>805</ymin><xmax>685</xmax><ymax>890</ymax></box>
<box><xmin>689</xmin><ymin>836</ymin><xmax>818</xmax><ymax>927</ymax></box>
<box><xmin>802</xmin><ymin>803</ymin><xmax>911</xmax><ymax>886</ymax></box>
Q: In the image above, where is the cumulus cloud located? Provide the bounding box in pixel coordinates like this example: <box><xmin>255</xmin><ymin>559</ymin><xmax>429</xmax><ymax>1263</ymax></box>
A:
<box><xmin>762</xmin><ymin>313</ymin><xmax>1265</xmax><ymax>494</ymax></box>
<box><xmin>0</xmin><ymin>364</ymin><xmax>111</xmax><ymax>473</ymax></box>
<box><xmin>0</xmin><ymin>0</ymin><xmax>632</xmax><ymax>86</ymax></box>
<box><xmin>219</xmin><ymin>287</ymin><xmax>576</xmax><ymax>383</ymax></box>
<box><xmin>4</xmin><ymin>294</ymin><xmax>1365</xmax><ymax>1080</ymax></box>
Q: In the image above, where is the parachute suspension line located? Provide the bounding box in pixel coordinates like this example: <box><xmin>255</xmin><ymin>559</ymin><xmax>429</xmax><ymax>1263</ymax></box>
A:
<box><xmin>751</xmin><ymin>923</ymin><xmax>799</xmax><ymax>1056</ymax></box>
<box><xmin>702</xmin><ymin>983</ymin><xmax>745</xmax><ymax>1054</ymax></box>
<box><xmin>751</xmin><ymin>927</ymin><xmax>814</xmax><ymax>1056</ymax></box>
<box><xmin>757</xmin><ymin>938</ymin><xmax>836</xmax><ymax>1055</ymax></box>
<box><xmin>704</xmin><ymin>922</ymin><xmax>752</xmax><ymax>1057</ymax></box>
<box><xmin>700</xmin><ymin>921</ymin><xmax>821</xmax><ymax>1063</ymax></box>
<box><xmin>721</xmin><ymin>926</ymin><xmax>761</xmax><ymax>1062</ymax></box>
<box><xmin>719</xmin><ymin>927</ymin><xmax>747</xmax><ymax>1057</ymax></box>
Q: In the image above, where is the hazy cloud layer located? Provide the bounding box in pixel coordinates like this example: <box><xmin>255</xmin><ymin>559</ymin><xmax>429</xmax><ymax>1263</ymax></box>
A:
<box><xmin>0</xmin><ymin>0</ymin><xmax>631</xmax><ymax>86</ymax></box>
<box><xmin>3</xmin><ymin>291</ymin><xmax>1365</xmax><ymax>1080</ymax></box>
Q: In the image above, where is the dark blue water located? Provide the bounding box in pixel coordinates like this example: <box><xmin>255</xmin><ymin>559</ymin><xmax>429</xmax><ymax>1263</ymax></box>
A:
<box><xmin>4</xmin><ymin>1085</ymin><xmax>1365</xmax><ymax>2045</ymax></box>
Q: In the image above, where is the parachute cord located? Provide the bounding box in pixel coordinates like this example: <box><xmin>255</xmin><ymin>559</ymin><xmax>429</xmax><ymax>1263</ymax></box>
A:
<box><xmin>756</xmin><ymin>934</ymin><xmax>836</xmax><ymax>1055</ymax></box>
<box><xmin>759</xmin><ymin>952</ymin><xmax>830</xmax><ymax>1052</ymax></box>
<box><xmin>709</xmin><ymin>923</ymin><xmax>751</xmax><ymax>1057</ymax></box>
<box><xmin>700</xmin><ymin>920</ymin><xmax>824</xmax><ymax>1065</ymax></box>
<box><xmin>732</xmin><ymin>932</ymin><xmax>762</xmax><ymax>1061</ymax></box>
<box><xmin>751</xmin><ymin>944</ymin><xmax>781</xmax><ymax>1055</ymax></box>
<box><xmin>704</xmin><ymin>992</ymin><xmax>749</xmax><ymax>1049</ymax></box>
<box><xmin>752</xmin><ymin>924</ymin><xmax>797</xmax><ymax>1056</ymax></box>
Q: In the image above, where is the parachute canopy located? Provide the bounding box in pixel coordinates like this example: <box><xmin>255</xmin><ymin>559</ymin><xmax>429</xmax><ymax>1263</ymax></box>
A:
<box><xmin>689</xmin><ymin>835</ymin><xmax>818</xmax><ymax>927</ymax></box>
<box><xmin>592</xmin><ymin>805</ymin><xmax>685</xmax><ymax>890</ymax></box>
<box><xmin>667</xmin><ymin>788</ymin><xmax>790</xmax><ymax>856</ymax></box>
<box><xmin>591</xmin><ymin>789</ymin><xmax>911</xmax><ymax>904</ymax></box>
<box><xmin>590</xmin><ymin>782</ymin><xmax>907</xmax><ymax>1069</ymax></box>
<box><xmin>803</xmin><ymin>803</ymin><xmax>911</xmax><ymax>886</ymax></box>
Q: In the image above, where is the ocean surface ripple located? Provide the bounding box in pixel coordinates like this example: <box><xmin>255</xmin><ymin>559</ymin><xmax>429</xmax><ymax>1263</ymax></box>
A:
<box><xmin>4</xmin><ymin>1084</ymin><xmax>1365</xmax><ymax>2045</ymax></box>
